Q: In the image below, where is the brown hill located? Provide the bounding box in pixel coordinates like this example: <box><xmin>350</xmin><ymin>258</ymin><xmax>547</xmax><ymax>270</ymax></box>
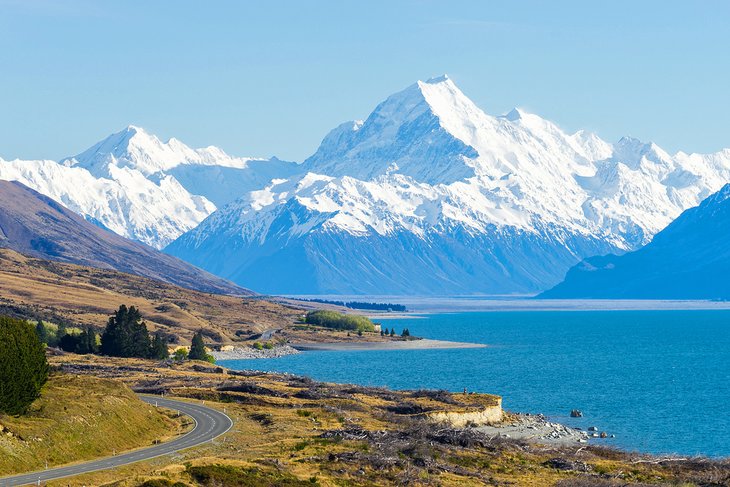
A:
<box><xmin>0</xmin><ymin>180</ymin><xmax>247</xmax><ymax>295</ymax></box>
<box><xmin>0</xmin><ymin>249</ymin><xmax>302</xmax><ymax>344</ymax></box>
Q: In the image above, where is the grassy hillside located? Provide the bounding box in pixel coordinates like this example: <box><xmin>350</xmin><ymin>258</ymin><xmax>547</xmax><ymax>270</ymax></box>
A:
<box><xmin>0</xmin><ymin>249</ymin><xmax>303</xmax><ymax>345</ymax></box>
<box><xmin>0</xmin><ymin>374</ymin><xmax>184</xmax><ymax>475</ymax></box>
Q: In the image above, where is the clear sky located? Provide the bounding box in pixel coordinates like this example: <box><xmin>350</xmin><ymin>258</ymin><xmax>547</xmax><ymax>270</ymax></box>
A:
<box><xmin>2</xmin><ymin>0</ymin><xmax>729</xmax><ymax>162</ymax></box>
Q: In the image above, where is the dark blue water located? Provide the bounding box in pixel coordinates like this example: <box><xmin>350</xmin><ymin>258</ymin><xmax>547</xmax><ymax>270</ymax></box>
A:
<box><xmin>220</xmin><ymin>310</ymin><xmax>730</xmax><ymax>457</ymax></box>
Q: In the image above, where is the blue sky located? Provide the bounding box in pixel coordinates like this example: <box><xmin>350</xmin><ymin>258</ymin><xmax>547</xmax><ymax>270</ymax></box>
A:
<box><xmin>1</xmin><ymin>0</ymin><xmax>729</xmax><ymax>161</ymax></box>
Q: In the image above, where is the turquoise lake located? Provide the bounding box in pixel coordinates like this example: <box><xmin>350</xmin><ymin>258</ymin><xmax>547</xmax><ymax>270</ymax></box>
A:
<box><xmin>220</xmin><ymin>310</ymin><xmax>730</xmax><ymax>457</ymax></box>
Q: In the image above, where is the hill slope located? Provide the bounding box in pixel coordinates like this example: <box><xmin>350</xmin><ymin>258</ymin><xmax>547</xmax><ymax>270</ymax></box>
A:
<box><xmin>0</xmin><ymin>374</ymin><xmax>181</xmax><ymax>476</ymax></box>
<box><xmin>166</xmin><ymin>76</ymin><xmax>730</xmax><ymax>294</ymax></box>
<box><xmin>0</xmin><ymin>248</ymin><xmax>300</xmax><ymax>344</ymax></box>
<box><xmin>0</xmin><ymin>180</ymin><xmax>247</xmax><ymax>295</ymax></box>
<box><xmin>541</xmin><ymin>184</ymin><xmax>730</xmax><ymax>299</ymax></box>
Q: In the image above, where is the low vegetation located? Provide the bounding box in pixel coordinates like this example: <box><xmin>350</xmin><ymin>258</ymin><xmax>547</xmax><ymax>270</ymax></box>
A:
<box><xmin>304</xmin><ymin>310</ymin><xmax>375</xmax><ymax>332</ymax></box>
<box><xmin>0</xmin><ymin>316</ymin><xmax>49</xmax><ymax>415</ymax></box>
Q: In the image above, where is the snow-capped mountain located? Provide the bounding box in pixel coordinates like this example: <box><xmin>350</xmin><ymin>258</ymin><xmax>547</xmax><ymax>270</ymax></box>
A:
<box><xmin>541</xmin><ymin>183</ymin><xmax>730</xmax><ymax>299</ymax></box>
<box><xmin>0</xmin><ymin>126</ymin><xmax>297</xmax><ymax>248</ymax></box>
<box><xmin>166</xmin><ymin>75</ymin><xmax>730</xmax><ymax>295</ymax></box>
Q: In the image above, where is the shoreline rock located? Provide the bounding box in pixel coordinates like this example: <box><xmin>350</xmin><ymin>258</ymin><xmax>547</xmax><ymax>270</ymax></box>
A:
<box><xmin>475</xmin><ymin>413</ymin><xmax>590</xmax><ymax>446</ymax></box>
<box><xmin>212</xmin><ymin>345</ymin><xmax>300</xmax><ymax>360</ymax></box>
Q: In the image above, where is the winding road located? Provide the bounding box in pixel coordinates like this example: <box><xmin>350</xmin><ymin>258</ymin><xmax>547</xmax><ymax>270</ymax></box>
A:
<box><xmin>0</xmin><ymin>395</ymin><xmax>233</xmax><ymax>487</ymax></box>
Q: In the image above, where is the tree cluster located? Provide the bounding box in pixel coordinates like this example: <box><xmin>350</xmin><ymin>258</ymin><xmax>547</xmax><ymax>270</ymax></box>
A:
<box><xmin>304</xmin><ymin>310</ymin><xmax>375</xmax><ymax>332</ymax></box>
<box><xmin>0</xmin><ymin>315</ymin><xmax>49</xmax><ymax>415</ymax></box>
<box><xmin>301</xmin><ymin>298</ymin><xmax>407</xmax><ymax>312</ymax></box>
<box><xmin>100</xmin><ymin>305</ymin><xmax>169</xmax><ymax>360</ymax></box>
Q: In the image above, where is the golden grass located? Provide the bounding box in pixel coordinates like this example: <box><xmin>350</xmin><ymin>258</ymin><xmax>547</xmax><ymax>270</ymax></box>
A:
<box><xmin>0</xmin><ymin>374</ymin><xmax>185</xmax><ymax>475</ymax></box>
<box><xmin>0</xmin><ymin>249</ymin><xmax>302</xmax><ymax>344</ymax></box>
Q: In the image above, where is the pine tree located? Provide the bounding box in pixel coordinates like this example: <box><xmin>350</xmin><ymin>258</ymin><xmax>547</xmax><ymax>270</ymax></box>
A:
<box><xmin>189</xmin><ymin>331</ymin><xmax>208</xmax><ymax>361</ymax></box>
<box><xmin>75</xmin><ymin>328</ymin><xmax>98</xmax><ymax>355</ymax></box>
<box><xmin>59</xmin><ymin>333</ymin><xmax>80</xmax><ymax>353</ymax></box>
<box><xmin>0</xmin><ymin>316</ymin><xmax>49</xmax><ymax>415</ymax></box>
<box><xmin>35</xmin><ymin>320</ymin><xmax>47</xmax><ymax>345</ymax></box>
<box><xmin>150</xmin><ymin>333</ymin><xmax>169</xmax><ymax>360</ymax></box>
<box><xmin>101</xmin><ymin>305</ymin><xmax>151</xmax><ymax>358</ymax></box>
<box><xmin>389</xmin><ymin>328</ymin><xmax>395</xmax><ymax>337</ymax></box>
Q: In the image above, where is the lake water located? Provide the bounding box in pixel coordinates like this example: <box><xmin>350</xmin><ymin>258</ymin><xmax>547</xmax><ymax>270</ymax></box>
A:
<box><xmin>220</xmin><ymin>310</ymin><xmax>730</xmax><ymax>457</ymax></box>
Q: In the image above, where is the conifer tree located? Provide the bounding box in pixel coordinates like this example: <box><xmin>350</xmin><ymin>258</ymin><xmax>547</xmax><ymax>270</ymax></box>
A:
<box><xmin>0</xmin><ymin>316</ymin><xmax>49</xmax><ymax>415</ymax></box>
<box><xmin>150</xmin><ymin>333</ymin><xmax>169</xmax><ymax>360</ymax></box>
<box><xmin>75</xmin><ymin>328</ymin><xmax>98</xmax><ymax>355</ymax></box>
<box><xmin>35</xmin><ymin>320</ymin><xmax>47</xmax><ymax>345</ymax></box>
<box><xmin>101</xmin><ymin>305</ymin><xmax>151</xmax><ymax>358</ymax></box>
<box><xmin>188</xmin><ymin>331</ymin><xmax>208</xmax><ymax>361</ymax></box>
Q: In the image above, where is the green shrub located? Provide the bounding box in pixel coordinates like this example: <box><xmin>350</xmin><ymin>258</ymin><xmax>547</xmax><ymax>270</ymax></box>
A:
<box><xmin>186</xmin><ymin>464</ymin><xmax>315</xmax><ymax>486</ymax></box>
<box><xmin>304</xmin><ymin>310</ymin><xmax>375</xmax><ymax>332</ymax></box>
<box><xmin>0</xmin><ymin>315</ymin><xmax>50</xmax><ymax>415</ymax></box>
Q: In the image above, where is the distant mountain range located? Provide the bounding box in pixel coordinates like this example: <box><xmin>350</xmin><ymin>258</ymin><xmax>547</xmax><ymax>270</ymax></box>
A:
<box><xmin>3</xmin><ymin>75</ymin><xmax>730</xmax><ymax>295</ymax></box>
<box><xmin>166</xmin><ymin>76</ymin><xmax>730</xmax><ymax>294</ymax></box>
<box><xmin>0</xmin><ymin>126</ymin><xmax>296</xmax><ymax>248</ymax></box>
<box><xmin>0</xmin><ymin>180</ymin><xmax>248</xmax><ymax>295</ymax></box>
<box><xmin>541</xmin><ymin>184</ymin><xmax>730</xmax><ymax>299</ymax></box>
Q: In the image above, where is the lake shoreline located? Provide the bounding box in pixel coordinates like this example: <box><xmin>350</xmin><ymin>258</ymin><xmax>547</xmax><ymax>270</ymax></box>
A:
<box><xmin>213</xmin><ymin>338</ymin><xmax>487</xmax><ymax>360</ymax></box>
<box><xmin>289</xmin><ymin>338</ymin><xmax>487</xmax><ymax>351</ymax></box>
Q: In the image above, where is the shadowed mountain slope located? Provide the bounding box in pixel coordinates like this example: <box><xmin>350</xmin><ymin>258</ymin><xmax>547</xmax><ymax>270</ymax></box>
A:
<box><xmin>0</xmin><ymin>180</ymin><xmax>249</xmax><ymax>295</ymax></box>
<box><xmin>541</xmin><ymin>184</ymin><xmax>730</xmax><ymax>299</ymax></box>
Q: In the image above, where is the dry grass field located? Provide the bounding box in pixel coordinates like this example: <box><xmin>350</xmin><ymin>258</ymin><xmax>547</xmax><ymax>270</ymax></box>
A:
<box><xmin>0</xmin><ymin>249</ymin><xmax>303</xmax><ymax>345</ymax></box>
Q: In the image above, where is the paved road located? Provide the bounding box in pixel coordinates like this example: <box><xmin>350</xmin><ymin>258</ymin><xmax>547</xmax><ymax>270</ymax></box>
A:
<box><xmin>0</xmin><ymin>395</ymin><xmax>233</xmax><ymax>487</ymax></box>
<box><xmin>260</xmin><ymin>328</ymin><xmax>281</xmax><ymax>340</ymax></box>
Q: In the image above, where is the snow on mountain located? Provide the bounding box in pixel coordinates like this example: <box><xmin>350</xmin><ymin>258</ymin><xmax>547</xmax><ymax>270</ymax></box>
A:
<box><xmin>166</xmin><ymin>75</ymin><xmax>730</xmax><ymax>295</ymax></box>
<box><xmin>0</xmin><ymin>127</ymin><xmax>297</xmax><ymax>248</ymax></box>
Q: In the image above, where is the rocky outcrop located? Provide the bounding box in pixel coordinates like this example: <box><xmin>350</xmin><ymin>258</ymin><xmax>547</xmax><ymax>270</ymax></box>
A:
<box><xmin>427</xmin><ymin>397</ymin><xmax>503</xmax><ymax>427</ymax></box>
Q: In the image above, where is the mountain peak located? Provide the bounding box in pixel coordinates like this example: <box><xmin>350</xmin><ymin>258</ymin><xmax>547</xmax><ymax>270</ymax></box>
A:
<box><xmin>424</xmin><ymin>74</ymin><xmax>450</xmax><ymax>84</ymax></box>
<box><xmin>503</xmin><ymin>107</ymin><xmax>524</xmax><ymax>121</ymax></box>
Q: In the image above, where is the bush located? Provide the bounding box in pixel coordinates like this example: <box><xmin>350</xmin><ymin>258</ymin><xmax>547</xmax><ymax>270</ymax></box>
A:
<box><xmin>0</xmin><ymin>315</ymin><xmax>50</xmax><ymax>415</ymax></box>
<box><xmin>186</xmin><ymin>464</ymin><xmax>314</xmax><ymax>486</ymax></box>
<box><xmin>172</xmin><ymin>348</ymin><xmax>188</xmax><ymax>362</ymax></box>
<box><xmin>304</xmin><ymin>311</ymin><xmax>375</xmax><ymax>332</ymax></box>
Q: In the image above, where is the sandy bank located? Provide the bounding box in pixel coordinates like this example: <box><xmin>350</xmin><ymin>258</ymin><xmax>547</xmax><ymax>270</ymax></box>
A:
<box><xmin>289</xmin><ymin>338</ymin><xmax>486</xmax><ymax>351</ymax></box>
